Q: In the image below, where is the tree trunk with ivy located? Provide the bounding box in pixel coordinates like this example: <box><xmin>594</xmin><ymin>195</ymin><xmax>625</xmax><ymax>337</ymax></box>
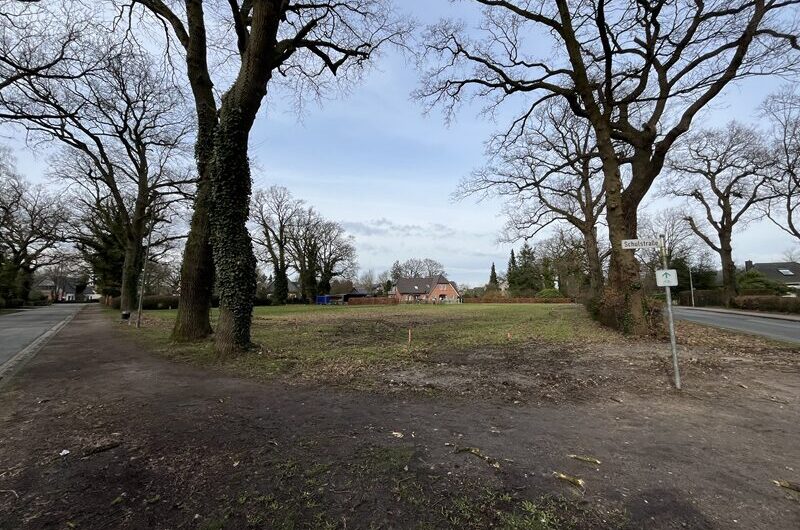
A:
<box><xmin>119</xmin><ymin>239</ymin><xmax>143</xmax><ymax>316</ymax></box>
<box><xmin>210</xmin><ymin>106</ymin><xmax>258</xmax><ymax>357</ymax></box>
<box><xmin>131</xmin><ymin>0</ymin><xmax>406</xmax><ymax>354</ymax></box>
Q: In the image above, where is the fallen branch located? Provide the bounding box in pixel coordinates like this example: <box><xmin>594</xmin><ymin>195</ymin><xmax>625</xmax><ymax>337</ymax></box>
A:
<box><xmin>82</xmin><ymin>441</ymin><xmax>121</xmax><ymax>457</ymax></box>
<box><xmin>553</xmin><ymin>471</ymin><xmax>585</xmax><ymax>489</ymax></box>
<box><xmin>454</xmin><ymin>446</ymin><xmax>501</xmax><ymax>469</ymax></box>
<box><xmin>773</xmin><ymin>480</ymin><xmax>800</xmax><ymax>493</ymax></box>
<box><xmin>568</xmin><ymin>454</ymin><xmax>601</xmax><ymax>465</ymax></box>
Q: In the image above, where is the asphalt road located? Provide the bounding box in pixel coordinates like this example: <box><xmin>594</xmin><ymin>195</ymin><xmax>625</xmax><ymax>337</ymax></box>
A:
<box><xmin>0</xmin><ymin>305</ymin><xmax>84</xmax><ymax>368</ymax></box>
<box><xmin>672</xmin><ymin>307</ymin><xmax>800</xmax><ymax>344</ymax></box>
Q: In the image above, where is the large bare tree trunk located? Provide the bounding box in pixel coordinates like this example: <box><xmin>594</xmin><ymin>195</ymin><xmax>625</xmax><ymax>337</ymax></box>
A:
<box><xmin>14</xmin><ymin>267</ymin><xmax>33</xmax><ymax>303</ymax></box>
<box><xmin>171</xmin><ymin>3</ymin><xmax>218</xmax><ymax>341</ymax></box>
<box><xmin>210</xmin><ymin>106</ymin><xmax>257</xmax><ymax>357</ymax></box>
<box><xmin>172</xmin><ymin>178</ymin><xmax>214</xmax><ymax>340</ymax></box>
<box><xmin>273</xmin><ymin>265</ymin><xmax>289</xmax><ymax>304</ymax></box>
<box><xmin>583</xmin><ymin>227</ymin><xmax>604</xmax><ymax>299</ymax></box>
<box><xmin>603</xmin><ymin>161</ymin><xmax>648</xmax><ymax>335</ymax></box>
<box><xmin>119</xmin><ymin>241</ymin><xmax>142</xmax><ymax>317</ymax></box>
<box><xmin>719</xmin><ymin>233</ymin><xmax>737</xmax><ymax>307</ymax></box>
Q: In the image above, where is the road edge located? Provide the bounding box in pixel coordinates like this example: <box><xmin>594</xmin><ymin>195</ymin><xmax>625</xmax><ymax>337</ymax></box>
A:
<box><xmin>676</xmin><ymin>306</ymin><xmax>800</xmax><ymax>323</ymax></box>
<box><xmin>0</xmin><ymin>307</ymin><xmax>82</xmax><ymax>390</ymax></box>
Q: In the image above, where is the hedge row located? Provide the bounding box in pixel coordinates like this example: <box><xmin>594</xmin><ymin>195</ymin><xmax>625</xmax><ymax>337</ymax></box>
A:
<box><xmin>678</xmin><ymin>289</ymin><xmax>723</xmax><ymax>307</ymax></box>
<box><xmin>463</xmin><ymin>297</ymin><xmax>573</xmax><ymax>304</ymax></box>
<box><xmin>348</xmin><ymin>297</ymin><xmax>399</xmax><ymax>306</ymax></box>
<box><xmin>109</xmin><ymin>295</ymin><xmax>274</xmax><ymax>310</ymax></box>
<box><xmin>730</xmin><ymin>295</ymin><xmax>800</xmax><ymax>314</ymax></box>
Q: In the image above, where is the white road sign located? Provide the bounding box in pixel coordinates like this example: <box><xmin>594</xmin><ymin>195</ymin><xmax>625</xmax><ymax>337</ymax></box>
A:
<box><xmin>656</xmin><ymin>269</ymin><xmax>679</xmax><ymax>287</ymax></box>
<box><xmin>622</xmin><ymin>238</ymin><xmax>660</xmax><ymax>250</ymax></box>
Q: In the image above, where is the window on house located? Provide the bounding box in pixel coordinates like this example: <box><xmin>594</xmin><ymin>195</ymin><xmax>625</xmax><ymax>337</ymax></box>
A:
<box><xmin>778</xmin><ymin>269</ymin><xmax>795</xmax><ymax>276</ymax></box>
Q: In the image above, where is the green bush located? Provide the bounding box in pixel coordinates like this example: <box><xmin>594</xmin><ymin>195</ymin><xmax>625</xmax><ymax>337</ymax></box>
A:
<box><xmin>736</xmin><ymin>270</ymin><xmax>790</xmax><ymax>295</ymax></box>
<box><xmin>535</xmin><ymin>288</ymin><xmax>563</xmax><ymax>299</ymax></box>
<box><xmin>6</xmin><ymin>298</ymin><xmax>25</xmax><ymax>308</ymax></box>
<box><xmin>730</xmin><ymin>295</ymin><xmax>800</xmax><ymax>314</ymax></box>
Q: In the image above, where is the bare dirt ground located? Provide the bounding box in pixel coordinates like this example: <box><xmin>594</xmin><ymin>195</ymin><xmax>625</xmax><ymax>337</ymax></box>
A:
<box><xmin>1</xmin><ymin>306</ymin><xmax>798</xmax><ymax>529</ymax></box>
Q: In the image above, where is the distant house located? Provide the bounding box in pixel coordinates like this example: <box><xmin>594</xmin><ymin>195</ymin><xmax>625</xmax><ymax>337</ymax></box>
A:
<box><xmin>390</xmin><ymin>275</ymin><xmax>460</xmax><ymax>303</ymax></box>
<box><xmin>745</xmin><ymin>261</ymin><xmax>800</xmax><ymax>292</ymax></box>
<box><xmin>264</xmin><ymin>279</ymin><xmax>301</xmax><ymax>299</ymax></box>
<box><xmin>35</xmin><ymin>277</ymin><xmax>101</xmax><ymax>302</ymax></box>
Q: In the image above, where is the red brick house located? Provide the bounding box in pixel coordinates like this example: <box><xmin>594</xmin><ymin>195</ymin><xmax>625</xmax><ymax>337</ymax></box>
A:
<box><xmin>390</xmin><ymin>275</ymin><xmax>461</xmax><ymax>303</ymax></box>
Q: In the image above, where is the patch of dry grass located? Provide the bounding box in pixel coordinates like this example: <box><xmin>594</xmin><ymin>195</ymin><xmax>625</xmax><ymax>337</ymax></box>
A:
<box><xmin>118</xmin><ymin>303</ymin><xmax>619</xmax><ymax>383</ymax></box>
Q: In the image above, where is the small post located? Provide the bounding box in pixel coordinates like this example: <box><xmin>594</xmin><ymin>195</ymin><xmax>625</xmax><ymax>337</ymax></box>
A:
<box><xmin>408</xmin><ymin>327</ymin><xmax>412</xmax><ymax>346</ymax></box>
<box><xmin>688</xmin><ymin>265</ymin><xmax>695</xmax><ymax>307</ymax></box>
<box><xmin>660</xmin><ymin>235</ymin><xmax>681</xmax><ymax>390</ymax></box>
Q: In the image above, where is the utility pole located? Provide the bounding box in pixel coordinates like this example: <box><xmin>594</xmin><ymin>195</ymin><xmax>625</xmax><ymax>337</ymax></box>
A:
<box><xmin>660</xmin><ymin>235</ymin><xmax>681</xmax><ymax>390</ymax></box>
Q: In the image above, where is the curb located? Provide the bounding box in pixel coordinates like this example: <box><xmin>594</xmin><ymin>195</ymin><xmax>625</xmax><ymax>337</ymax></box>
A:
<box><xmin>676</xmin><ymin>307</ymin><xmax>800</xmax><ymax>323</ymax></box>
<box><xmin>0</xmin><ymin>308</ymin><xmax>81</xmax><ymax>390</ymax></box>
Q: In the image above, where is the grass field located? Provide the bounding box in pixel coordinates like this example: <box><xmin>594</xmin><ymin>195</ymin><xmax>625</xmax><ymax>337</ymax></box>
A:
<box><xmin>122</xmin><ymin>301</ymin><xmax>797</xmax><ymax>402</ymax></box>
<box><xmin>126</xmin><ymin>303</ymin><xmax>623</xmax><ymax>392</ymax></box>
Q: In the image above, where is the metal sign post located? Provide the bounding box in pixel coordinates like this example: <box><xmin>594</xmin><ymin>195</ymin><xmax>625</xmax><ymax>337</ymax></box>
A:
<box><xmin>658</xmin><ymin>235</ymin><xmax>681</xmax><ymax>390</ymax></box>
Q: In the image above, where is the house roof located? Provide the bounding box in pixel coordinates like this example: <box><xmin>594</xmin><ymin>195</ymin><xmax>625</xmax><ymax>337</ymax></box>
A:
<box><xmin>34</xmin><ymin>277</ymin><xmax>95</xmax><ymax>294</ymax></box>
<box><xmin>394</xmin><ymin>275</ymin><xmax>457</xmax><ymax>295</ymax></box>
<box><xmin>751</xmin><ymin>262</ymin><xmax>800</xmax><ymax>285</ymax></box>
<box><xmin>265</xmin><ymin>279</ymin><xmax>301</xmax><ymax>294</ymax></box>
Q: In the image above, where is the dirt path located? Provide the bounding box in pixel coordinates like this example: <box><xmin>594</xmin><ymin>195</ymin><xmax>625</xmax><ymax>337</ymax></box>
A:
<box><xmin>0</xmin><ymin>306</ymin><xmax>798</xmax><ymax>529</ymax></box>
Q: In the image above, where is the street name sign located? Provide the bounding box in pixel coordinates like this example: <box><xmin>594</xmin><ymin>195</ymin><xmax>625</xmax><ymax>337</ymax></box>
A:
<box><xmin>656</xmin><ymin>269</ymin><xmax>679</xmax><ymax>287</ymax></box>
<box><xmin>621</xmin><ymin>238</ymin><xmax>660</xmax><ymax>250</ymax></box>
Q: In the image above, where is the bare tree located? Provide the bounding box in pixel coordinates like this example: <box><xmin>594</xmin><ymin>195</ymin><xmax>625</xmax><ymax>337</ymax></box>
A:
<box><xmin>0</xmin><ymin>46</ymin><xmax>193</xmax><ymax>316</ymax></box>
<box><xmin>390</xmin><ymin>258</ymin><xmax>445</xmax><ymax>280</ymax></box>
<box><xmin>638</xmin><ymin>207</ymin><xmax>701</xmax><ymax>289</ymax></box>
<box><xmin>127</xmin><ymin>0</ymin><xmax>410</xmax><ymax>356</ymax></box>
<box><xmin>664</xmin><ymin>123</ymin><xmax>776</xmax><ymax>305</ymax></box>
<box><xmin>0</xmin><ymin>0</ymin><xmax>89</xmax><ymax>94</ymax></box>
<box><xmin>459</xmin><ymin>100</ymin><xmax>606</xmax><ymax>297</ymax></box>
<box><xmin>762</xmin><ymin>85</ymin><xmax>800</xmax><ymax>242</ymax></box>
<box><xmin>287</xmin><ymin>208</ymin><xmax>357</xmax><ymax>299</ymax></box>
<box><xmin>0</xmin><ymin>173</ymin><xmax>70</xmax><ymax>301</ymax></box>
<box><xmin>251</xmin><ymin>185</ymin><xmax>304</xmax><ymax>305</ymax></box>
<box><xmin>417</xmin><ymin>0</ymin><xmax>800</xmax><ymax>333</ymax></box>
<box><xmin>287</xmin><ymin>207</ymin><xmax>322</xmax><ymax>300</ymax></box>
<box><xmin>357</xmin><ymin>269</ymin><xmax>376</xmax><ymax>293</ymax></box>
<box><xmin>316</xmin><ymin>220</ymin><xmax>357</xmax><ymax>296</ymax></box>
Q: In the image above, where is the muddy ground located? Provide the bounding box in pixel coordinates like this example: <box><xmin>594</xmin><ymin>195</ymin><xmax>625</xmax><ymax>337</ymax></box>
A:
<box><xmin>0</xmin><ymin>306</ymin><xmax>798</xmax><ymax>529</ymax></box>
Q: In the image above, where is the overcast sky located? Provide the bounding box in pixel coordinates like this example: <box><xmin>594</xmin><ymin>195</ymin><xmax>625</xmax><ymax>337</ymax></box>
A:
<box><xmin>4</xmin><ymin>0</ymin><xmax>799</xmax><ymax>287</ymax></box>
